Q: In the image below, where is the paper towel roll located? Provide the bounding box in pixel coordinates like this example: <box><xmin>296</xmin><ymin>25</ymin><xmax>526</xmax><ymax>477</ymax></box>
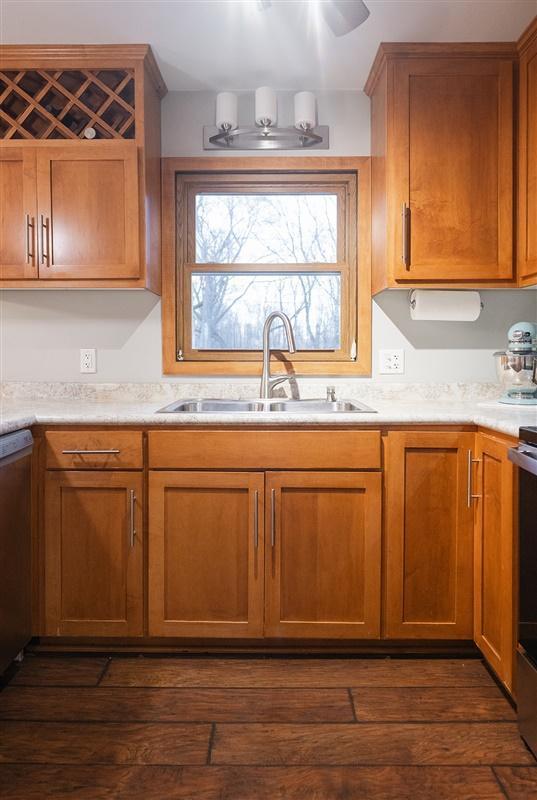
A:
<box><xmin>409</xmin><ymin>290</ymin><xmax>482</xmax><ymax>322</ymax></box>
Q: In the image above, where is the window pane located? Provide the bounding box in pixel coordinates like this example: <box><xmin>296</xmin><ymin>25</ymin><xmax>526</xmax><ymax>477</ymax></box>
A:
<box><xmin>195</xmin><ymin>194</ymin><xmax>338</xmax><ymax>264</ymax></box>
<box><xmin>191</xmin><ymin>273</ymin><xmax>341</xmax><ymax>351</ymax></box>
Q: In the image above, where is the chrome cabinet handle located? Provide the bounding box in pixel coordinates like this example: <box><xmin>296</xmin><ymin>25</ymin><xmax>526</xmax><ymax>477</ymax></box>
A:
<box><xmin>401</xmin><ymin>202</ymin><xmax>410</xmax><ymax>268</ymax></box>
<box><xmin>129</xmin><ymin>489</ymin><xmax>137</xmax><ymax>548</ymax></box>
<box><xmin>253</xmin><ymin>490</ymin><xmax>259</xmax><ymax>549</ymax></box>
<box><xmin>467</xmin><ymin>449</ymin><xmax>482</xmax><ymax>507</ymax></box>
<box><xmin>61</xmin><ymin>449</ymin><xmax>121</xmax><ymax>455</ymax></box>
<box><xmin>25</xmin><ymin>214</ymin><xmax>35</xmax><ymax>264</ymax></box>
<box><xmin>271</xmin><ymin>488</ymin><xmax>276</xmax><ymax>548</ymax></box>
<box><xmin>40</xmin><ymin>214</ymin><xmax>50</xmax><ymax>266</ymax></box>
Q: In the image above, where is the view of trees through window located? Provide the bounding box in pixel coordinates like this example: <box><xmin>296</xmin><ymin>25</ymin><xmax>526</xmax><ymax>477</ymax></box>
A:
<box><xmin>192</xmin><ymin>193</ymin><xmax>341</xmax><ymax>351</ymax></box>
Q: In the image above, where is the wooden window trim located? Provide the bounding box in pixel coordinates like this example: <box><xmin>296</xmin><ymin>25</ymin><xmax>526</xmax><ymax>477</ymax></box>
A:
<box><xmin>161</xmin><ymin>156</ymin><xmax>371</xmax><ymax>376</ymax></box>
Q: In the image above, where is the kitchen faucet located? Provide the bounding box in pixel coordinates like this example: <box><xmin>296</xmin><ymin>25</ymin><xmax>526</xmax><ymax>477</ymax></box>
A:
<box><xmin>259</xmin><ymin>312</ymin><xmax>297</xmax><ymax>399</ymax></box>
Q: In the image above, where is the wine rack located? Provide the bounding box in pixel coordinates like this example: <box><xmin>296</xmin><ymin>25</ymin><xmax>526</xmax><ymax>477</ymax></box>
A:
<box><xmin>0</xmin><ymin>68</ymin><xmax>135</xmax><ymax>140</ymax></box>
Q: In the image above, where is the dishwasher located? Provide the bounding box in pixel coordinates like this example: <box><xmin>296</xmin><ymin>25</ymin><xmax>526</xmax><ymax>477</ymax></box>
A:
<box><xmin>0</xmin><ymin>428</ymin><xmax>33</xmax><ymax>675</ymax></box>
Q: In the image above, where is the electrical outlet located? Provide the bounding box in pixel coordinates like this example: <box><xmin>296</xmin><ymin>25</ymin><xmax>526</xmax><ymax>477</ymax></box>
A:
<box><xmin>80</xmin><ymin>348</ymin><xmax>96</xmax><ymax>374</ymax></box>
<box><xmin>379</xmin><ymin>348</ymin><xmax>405</xmax><ymax>374</ymax></box>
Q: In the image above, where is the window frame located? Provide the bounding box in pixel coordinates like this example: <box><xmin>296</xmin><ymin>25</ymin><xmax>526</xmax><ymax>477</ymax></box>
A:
<box><xmin>161</xmin><ymin>157</ymin><xmax>371</xmax><ymax>376</ymax></box>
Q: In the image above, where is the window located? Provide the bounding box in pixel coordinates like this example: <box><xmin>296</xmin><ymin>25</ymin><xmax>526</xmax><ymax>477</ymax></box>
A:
<box><xmin>162</xmin><ymin>159</ymin><xmax>371</xmax><ymax>375</ymax></box>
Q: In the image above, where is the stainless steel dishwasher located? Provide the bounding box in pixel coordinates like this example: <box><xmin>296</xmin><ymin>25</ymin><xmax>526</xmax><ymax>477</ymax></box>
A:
<box><xmin>0</xmin><ymin>428</ymin><xmax>33</xmax><ymax>675</ymax></box>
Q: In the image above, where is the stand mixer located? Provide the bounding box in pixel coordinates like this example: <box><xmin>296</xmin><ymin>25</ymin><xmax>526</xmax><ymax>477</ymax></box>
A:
<box><xmin>494</xmin><ymin>321</ymin><xmax>537</xmax><ymax>405</ymax></box>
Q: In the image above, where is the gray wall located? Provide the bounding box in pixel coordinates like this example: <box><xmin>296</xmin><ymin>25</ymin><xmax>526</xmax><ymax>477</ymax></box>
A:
<box><xmin>1</xmin><ymin>89</ymin><xmax>535</xmax><ymax>384</ymax></box>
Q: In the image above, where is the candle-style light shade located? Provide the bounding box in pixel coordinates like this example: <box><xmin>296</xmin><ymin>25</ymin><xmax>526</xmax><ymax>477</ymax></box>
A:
<box><xmin>294</xmin><ymin>91</ymin><xmax>316</xmax><ymax>130</ymax></box>
<box><xmin>216</xmin><ymin>92</ymin><xmax>238</xmax><ymax>131</ymax></box>
<box><xmin>255</xmin><ymin>86</ymin><xmax>277</xmax><ymax>126</ymax></box>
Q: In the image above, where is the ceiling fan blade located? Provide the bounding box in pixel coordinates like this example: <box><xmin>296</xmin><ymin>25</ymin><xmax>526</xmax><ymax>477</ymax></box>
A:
<box><xmin>321</xmin><ymin>0</ymin><xmax>370</xmax><ymax>36</ymax></box>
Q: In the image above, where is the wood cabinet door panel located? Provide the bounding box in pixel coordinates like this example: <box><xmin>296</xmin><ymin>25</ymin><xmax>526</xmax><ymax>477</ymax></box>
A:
<box><xmin>265</xmin><ymin>471</ymin><xmax>381</xmax><ymax>639</ymax></box>
<box><xmin>36</xmin><ymin>144</ymin><xmax>139</xmax><ymax>280</ymax></box>
<box><xmin>392</xmin><ymin>59</ymin><xmax>514</xmax><ymax>281</ymax></box>
<box><xmin>519</xmin><ymin>34</ymin><xmax>537</xmax><ymax>282</ymax></box>
<box><xmin>474</xmin><ymin>434</ymin><xmax>516</xmax><ymax>691</ymax></box>
<box><xmin>384</xmin><ymin>432</ymin><xmax>474</xmax><ymax>639</ymax></box>
<box><xmin>0</xmin><ymin>148</ymin><xmax>37</xmax><ymax>280</ymax></box>
<box><xmin>148</xmin><ymin>471</ymin><xmax>264</xmax><ymax>637</ymax></box>
<box><xmin>44</xmin><ymin>471</ymin><xmax>143</xmax><ymax>637</ymax></box>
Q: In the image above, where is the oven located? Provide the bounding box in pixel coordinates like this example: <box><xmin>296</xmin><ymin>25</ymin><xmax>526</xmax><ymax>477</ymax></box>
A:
<box><xmin>509</xmin><ymin>426</ymin><xmax>537</xmax><ymax>756</ymax></box>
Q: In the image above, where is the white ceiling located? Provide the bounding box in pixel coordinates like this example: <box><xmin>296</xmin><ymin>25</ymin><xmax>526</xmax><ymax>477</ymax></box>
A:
<box><xmin>2</xmin><ymin>0</ymin><xmax>536</xmax><ymax>92</ymax></box>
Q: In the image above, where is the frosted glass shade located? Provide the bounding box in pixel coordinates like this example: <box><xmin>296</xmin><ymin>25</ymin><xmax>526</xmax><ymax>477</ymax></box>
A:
<box><xmin>255</xmin><ymin>86</ymin><xmax>277</xmax><ymax>126</ymax></box>
<box><xmin>294</xmin><ymin>91</ymin><xmax>316</xmax><ymax>129</ymax></box>
<box><xmin>216</xmin><ymin>92</ymin><xmax>238</xmax><ymax>130</ymax></box>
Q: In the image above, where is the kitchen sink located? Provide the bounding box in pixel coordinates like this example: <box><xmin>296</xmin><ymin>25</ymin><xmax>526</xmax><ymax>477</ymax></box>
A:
<box><xmin>156</xmin><ymin>398</ymin><xmax>376</xmax><ymax>414</ymax></box>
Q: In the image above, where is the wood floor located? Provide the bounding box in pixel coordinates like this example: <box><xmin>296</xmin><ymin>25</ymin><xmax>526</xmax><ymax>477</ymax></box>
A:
<box><xmin>0</xmin><ymin>654</ymin><xmax>536</xmax><ymax>799</ymax></box>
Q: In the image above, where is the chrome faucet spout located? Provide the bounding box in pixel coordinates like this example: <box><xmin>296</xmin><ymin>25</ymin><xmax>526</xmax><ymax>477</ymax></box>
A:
<box><xmin>260</xmin><ymin>312</ymin><xmax>297</xmax><ymax>400</ymax></box>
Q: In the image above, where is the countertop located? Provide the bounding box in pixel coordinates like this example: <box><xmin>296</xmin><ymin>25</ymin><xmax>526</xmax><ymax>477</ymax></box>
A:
<box><xmin>1</xmin><ymin>398</ymin><xmax>535</xmax><ymax>440</ymax></box>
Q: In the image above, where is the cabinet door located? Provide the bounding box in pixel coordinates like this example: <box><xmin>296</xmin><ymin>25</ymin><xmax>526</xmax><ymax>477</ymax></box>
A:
<box><xmin>44</xmin><ymin>471</ymin><xmax>143</xmax><ymax>636</ymax></box>
<box><xmin>36</xmin><ymin>143</ymin><xmax>139</xmax><ymax>280</ymax></box>
<box><xmin>0</xmin><ymin>148</ymin><xmax>37</xmax><ymax>280</ymax></box>
<box><xmin>384</xmin><ymin>432</ymin><xmax>474</xmax><ymax>639</ymax></box>
<box><xmin>265</xmin><ymin>471</ymin><xmax>381</xmax><ymax>639</ymax></box>
<box><xmin>519</xmin><ymin>28</ymin><xmax>537</xmax><ymax>283</ymax></box>
<box><xmin>474</xmin><ymin>434</ymin><xmax>516</xmax><ymax>692</ymax></box>
<box><xmin>148</xmin><ymin>471</ymin><xmax>264</xmax><ymax>637</ymax></box>
<box><xmin>391</xmin><ymin>58</ymin><xmax>514</xmax><ymax>281</ymax></box>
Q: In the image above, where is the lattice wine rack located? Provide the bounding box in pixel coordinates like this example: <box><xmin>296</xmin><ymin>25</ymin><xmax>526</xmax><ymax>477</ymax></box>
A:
<box><xmin>0</xmin><ymin>68</ymin><xmax>136</xmax><ymax>140</ymax></box>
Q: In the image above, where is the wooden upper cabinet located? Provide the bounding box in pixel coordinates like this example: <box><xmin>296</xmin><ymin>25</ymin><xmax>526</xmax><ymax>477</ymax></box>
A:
<box><xmin>366</xmin><ymin>45</ymin><xmax>516</xmax><ymax>291</ymax></box>
<box><xmin>265</xmin><ymin>471</ymin><xmax>382</xmax><ymax>639</ymax></box>
<box><xmin>474</xmin><ymin>433</ymin><xmax>516</xmax><ymax>693</ymax></box>
<box><xmin>36</xmin><ymin>144</ymin><xmax>139</xmax><ymax>280</ymax></box>
<box><xmin>148</xmin><ymin>471</ymin><xmax>265</xmax><ymax>638</ymax></box>
<box><xmin>44</xmin><ymin>471</ymin><xmax>143</xmax><ymax>637</ymax></box>
<box><xmin>518</xmin><ymin>18</ymin><xmax>537</xmax><ymax>285</ymax></box>
<box><xmin>0</xmin><ymin>149</ymin><xmax>37</xmax><ymax>280</ymax></box>
<box><xmin>0</xmin><ymin>44</ymin><xmax>166</xmax><ymax>290</ymax></box>
<box><xmin>384</xmin><ymin>431</ymin><xmax>475</xmax><ymax>639</ymax></box>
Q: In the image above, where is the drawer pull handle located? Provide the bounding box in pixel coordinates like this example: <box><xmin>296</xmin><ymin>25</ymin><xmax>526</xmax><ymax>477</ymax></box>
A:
<box><xmin>467</xmin><ymin>449</ymin><xmax>482</xmax><ymax>507</ymax></box>
<box><xmin>402</xmin><ymin>202</ymin><xmax>411</xmax><ymax>268</ymax></box>
<box><xmin>25</xmin><ymin>214</ymin><xmax>35</xmax><ymax>265</ymax></box>
<box><xmin>61</xmin><ymin>449</ymin><xmax>121</xmax><ymax>455</ymax></box>
<box><xmin>271</xmin><ymin>488</ymin><xmax>276</xmax><ymax>548</ymax></box>
<box><xmin>253</xmin><ymin>490</ymin><xmax>259</xmax><ymax>550</ymax></box>
<box><xmin>129</xmin><ymin>489</ymin><xmax>137</xmax><ymax>548</ymax></box>
<box><xmin>40</xmin><ymin>215</ymin><xmax>50</xmax><ymax>266</ymax></box>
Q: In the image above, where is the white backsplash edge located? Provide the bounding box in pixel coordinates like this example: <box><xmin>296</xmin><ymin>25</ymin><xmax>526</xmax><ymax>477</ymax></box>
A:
<box><xmin>0</xmin><ymin>380</ymin><xmax>501</xmax><ymax>404</ymax></box>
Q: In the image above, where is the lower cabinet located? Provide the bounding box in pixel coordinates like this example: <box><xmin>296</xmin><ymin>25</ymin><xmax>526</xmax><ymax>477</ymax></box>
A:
<box><xmin>44</xmin><ymin>471</ymin><xmax>143</xmax><ymax>636</ymax></box>
<box><xmin>473</xmin><ymin>433</ymin><xmax>516</xmax><ymax>692</ymax></box>
<box><xmin>148</xmin><ymin>469</ymin><xmax>382</xmax><ymax>639</ymax></box>
<box><xmin>384</xmin><ymin>431</ymin><xmax>475</xmax><ymax>639</ymax></box>
<box><xmin>265</xmin><ymin>471</ymin><xmax>382</xmax><ymax>638</ymax></box>
<box><xmin>148</xmin><ymin>471</ymin><xmax>265</xmax><ymax>637</ymax></box>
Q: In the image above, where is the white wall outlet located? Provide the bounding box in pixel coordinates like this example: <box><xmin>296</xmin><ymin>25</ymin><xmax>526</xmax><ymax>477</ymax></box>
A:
<box><xmin>379</xmin><ymin>348</ymin><xmax>405</xmax><ymax>374</ymax></box>
<box><xmin>80</xmin><ymin>348</ymin><xmax>96</xmax><ymax>374</ymax></box>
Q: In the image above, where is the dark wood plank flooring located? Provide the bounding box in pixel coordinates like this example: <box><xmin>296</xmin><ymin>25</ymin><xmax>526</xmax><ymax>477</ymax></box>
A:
<box><xmin>0</xmin><ymin>654</ymin><xmax>534</xmax><ymax>799</ymax></box>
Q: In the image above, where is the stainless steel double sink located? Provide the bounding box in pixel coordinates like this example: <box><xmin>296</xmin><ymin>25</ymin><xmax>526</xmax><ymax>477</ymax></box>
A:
<box><xmin>157</xmin><ymin>398</ymin><xmax>376</xmax><ymax>414</ymax></box>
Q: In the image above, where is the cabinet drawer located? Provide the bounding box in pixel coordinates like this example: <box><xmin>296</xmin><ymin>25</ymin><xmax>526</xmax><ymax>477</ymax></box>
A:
<box><xmin>46</xmin><ymin>431</ymin><xmax>143</xmax><ymax>470</ymax></box>
<box><xmin>148</xmin><ymin>430</ymin><xmax>381</xmax><ymax>470</ymax></box>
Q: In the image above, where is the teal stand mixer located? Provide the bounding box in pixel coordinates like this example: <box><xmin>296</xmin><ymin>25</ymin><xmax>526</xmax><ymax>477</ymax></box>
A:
<box><xmin>494</xmin><ymin>321</ymin><xmax>537</xmax><ymax>405</ymax></box>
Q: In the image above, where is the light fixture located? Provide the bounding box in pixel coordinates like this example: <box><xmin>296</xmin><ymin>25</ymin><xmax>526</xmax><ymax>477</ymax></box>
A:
<box><xmin>204</xmin><ymin>87</ymin><xmax>328</xmax><ymax>150</ymax></box>
<box><xmin>215</xmin><ymin>92</ymin><xmax>238</xmax><ymax>133</ymax></box>
<box><xmin>321</xmin><ymin>0</ymin><xmax>370</xmax><ymax>36</ymax></box>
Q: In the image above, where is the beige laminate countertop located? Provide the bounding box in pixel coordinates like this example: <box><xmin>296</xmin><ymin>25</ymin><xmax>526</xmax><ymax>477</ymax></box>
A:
<box><xmin>1</xmin><ymin>398</ymin><xmax>534</xmax><ymax>440</ymax></box>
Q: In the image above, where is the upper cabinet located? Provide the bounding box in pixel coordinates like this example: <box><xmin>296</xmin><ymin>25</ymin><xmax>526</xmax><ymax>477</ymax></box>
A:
<box><xmin>0</xmin><ymin>45</ymin><xmax>167</xmax><ymax>291</ymax></box>
<box><xmin>365</xmin><ymin>44</ymin><xmax>517</xmax><ymax>292</ymax></box>
<box><xmin>518</xmin><ymin>19</ymin><xmax>537</xmax><ymax>286</ymax></box>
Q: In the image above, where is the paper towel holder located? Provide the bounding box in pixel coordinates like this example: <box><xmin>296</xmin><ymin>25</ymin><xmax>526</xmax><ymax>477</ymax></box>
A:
<box><xmin>408</xmin><ymin>290</ymin><xmax>484</xmax><ymax>321</ymax></box>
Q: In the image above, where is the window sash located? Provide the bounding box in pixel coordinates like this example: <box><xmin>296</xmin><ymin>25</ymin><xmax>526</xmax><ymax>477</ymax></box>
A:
<box><xmin>175</xmin><ymin>171</ymin><xmax>358</xmax><ymax>364</ymax></box>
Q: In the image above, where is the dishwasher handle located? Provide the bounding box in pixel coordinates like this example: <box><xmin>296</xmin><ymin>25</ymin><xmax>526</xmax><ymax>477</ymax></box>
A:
<box><xmin>0</xmin><ymin>430</ymin><xmax>33</xmax><ymax>466</ymax></box>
